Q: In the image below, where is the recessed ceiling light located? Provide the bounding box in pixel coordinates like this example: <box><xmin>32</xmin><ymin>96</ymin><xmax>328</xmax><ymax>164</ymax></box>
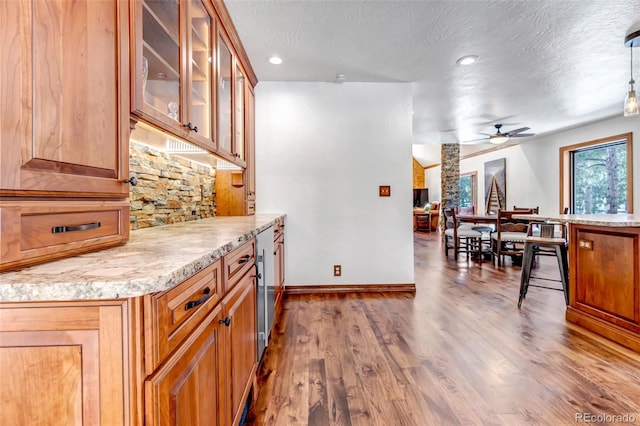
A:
<box><xmin>268</xmin><ymin>56</ymin><xmax>283</xmax><ymax>65</ymax></box>
<box><xmin>456</xmin><ymin>55</ymin><xmax>479</xmax><ymax>66</ymax></box>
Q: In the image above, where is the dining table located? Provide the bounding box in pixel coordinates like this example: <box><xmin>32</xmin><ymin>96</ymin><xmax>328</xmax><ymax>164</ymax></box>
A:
<box><xmin>457</xmin><ymin>214</ymin><xmax>498</xmax><ymax>225</ymax></box>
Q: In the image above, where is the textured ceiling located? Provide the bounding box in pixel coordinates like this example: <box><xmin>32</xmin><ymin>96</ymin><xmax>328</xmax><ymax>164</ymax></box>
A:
<box><xmin>225</xmin><ymin>0</ymin><xmax>640</xmax><ymax>165</ymax></box>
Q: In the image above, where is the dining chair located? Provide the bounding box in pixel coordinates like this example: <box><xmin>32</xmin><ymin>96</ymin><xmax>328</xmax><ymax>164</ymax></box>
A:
<box><xmin>513</xmin><ymin>205</ymin><xmax>539</xmax><ymax>214</ymax></box>
<box><xmin>443</xmin><ymin>208</ymin><xmax>482</xmax><ymax>261</ymax></box>
<box><xmin>490</xmin><ymin>209</ymin><xmax>533</xmax><ymax>266</ymax></box>
<box><xmin>518</xmin><ymin>221</ymin><xmax>569</xmax><ymax>307</ymax></box>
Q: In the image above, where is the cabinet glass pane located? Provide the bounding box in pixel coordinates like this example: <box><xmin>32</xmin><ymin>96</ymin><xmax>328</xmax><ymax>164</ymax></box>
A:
<box><xmin>142</xmin><ymin>0</ymin><xmax>180</xmax><ymax>121</ymax></box>
<box><xmin>234</xmin><ymin>66</ymin><xmax>245</xmax><ymax>160</ymax></box>
<box><xmin>217</xmin><ymin>36</ymin><xmax>232</xmax><ymax>152</ymax></box>
<box><xmin>189</xmin><ymin>0</ymin><xmax>211</xmax><ymax>138</ymax></box>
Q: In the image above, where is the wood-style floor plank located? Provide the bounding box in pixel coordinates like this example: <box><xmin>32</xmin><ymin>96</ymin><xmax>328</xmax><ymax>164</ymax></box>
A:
<box><xmin>246</xmin><ymin>232</ymin><xmax>640</xmax><ymax>425</ymax></box>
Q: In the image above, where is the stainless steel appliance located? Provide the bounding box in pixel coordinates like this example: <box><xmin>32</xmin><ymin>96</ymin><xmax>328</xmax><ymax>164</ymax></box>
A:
<box><xmin>256</xmin><ymin>226</ymin><xmax>275</xmax><ymax>360</ymax></box>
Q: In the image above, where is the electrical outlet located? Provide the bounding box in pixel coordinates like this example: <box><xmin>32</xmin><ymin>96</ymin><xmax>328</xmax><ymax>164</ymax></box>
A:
<box><xmin>333</xmin><ymin>265</ymin><xmax>342</xmax><ymax>276</ymax></box>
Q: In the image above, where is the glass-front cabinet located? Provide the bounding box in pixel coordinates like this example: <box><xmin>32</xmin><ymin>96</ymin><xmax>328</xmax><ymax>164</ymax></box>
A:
<box><xmin>133</xmin><ymin>0</ymin><xmax>215</xmax><ymax>152</ymax></box>
<box><xmin>132</xmin><ymin>0</ymin><xmax>250</xmax><ymax>167</ymax></box>
<box><xmin>216</xmin><ymin>30</ymin><xmax>233</xmax><ymax>160</ymax></box>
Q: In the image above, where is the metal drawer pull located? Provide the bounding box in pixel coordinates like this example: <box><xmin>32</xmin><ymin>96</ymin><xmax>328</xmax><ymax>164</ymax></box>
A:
<box><xmin>238</xmin><ymin>254</ymin><xmax>251</xmax><ymax>264</ymax></box>
<box><xmin>52</xmin><ymin>222</ymin><xmax>101</xmax><ymax>234</ymax></box>
<box><xmin>184</xmin><ymin>287</ymin><xmax>212</xmax><ymax>311</ymax></box>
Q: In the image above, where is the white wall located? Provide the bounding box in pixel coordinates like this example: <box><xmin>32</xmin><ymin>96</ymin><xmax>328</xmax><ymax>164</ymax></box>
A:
<box><xmin>255</xmin><ymin>82</ymin><xmax>414</xmax><ymax>286</ymax></box>
<box><xmin>457</xmin><ymin>115</ymin><xmax>640</xmax><ymax>215</ymax></box>
<box><xmin>425</xmin><ymin>166</ymin><xmax>441</xmax><ymax>202</ymax></box>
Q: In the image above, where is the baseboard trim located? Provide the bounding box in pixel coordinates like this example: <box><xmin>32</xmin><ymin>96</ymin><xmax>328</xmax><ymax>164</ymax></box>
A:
<box><xmin>284</xmin><ymin>283</ymin><xmax>416</xmax><ymax>295</ymax></box>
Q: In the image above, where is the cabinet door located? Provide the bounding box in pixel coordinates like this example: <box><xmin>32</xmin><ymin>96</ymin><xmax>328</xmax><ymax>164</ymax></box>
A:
<box><xmin>216</xmin><ymin>30</ymin><xmax>234</xmax><ymax>160</ymax></box>
<box><xmin>233</xmin><ymin>63</ymin><xmax>246</xmax><ymax>166</ymax></box>
<box><xmin>133</xmin><ymin>0</ymin><xmax>183</xmax><ymax>130</ymax></box>
<box><xmin>186</xmin><ymin>0</ymin><xmax>214</xmax><ymax>149</ymax></box>
<box><xmin>245</xmin><ymin>85</ymin><xmax>256</xmax><ymax>213</ymax></box>
<box><xmin>223</xmin><ymin>270</ymin><xmax>257</xmax><ymax>425</ymax></box>
<box><xmin>0</xmin><ymin>301</ymin><xmax>129</xmax><ymax>426</ymax></box>
<box><xmin>145</xmin><ymin>303</ymin><xmax>226</xmax><ymax>426</ymax></box>
<box><xmin>274</xmin><ymin>233</ymin><xmax>285</xmax><ymax>306</ymax></box>
<box><xmin>0</xmin><ymin>0</ymin><xmax>129</xmax><ymax>197</ymax></box>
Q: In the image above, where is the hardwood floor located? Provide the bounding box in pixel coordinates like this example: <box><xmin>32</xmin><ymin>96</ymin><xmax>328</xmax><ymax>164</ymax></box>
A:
<box><xmin>246</xmin><ymin>232</ymin><xmax>640</xmax><ymax>425</ymax></box>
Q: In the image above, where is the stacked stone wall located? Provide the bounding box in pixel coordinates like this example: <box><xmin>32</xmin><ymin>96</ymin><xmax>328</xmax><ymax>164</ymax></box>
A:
<box><xmin>129</xmin><ymin>141</ymin><xmax>216</xmax><ymax>229</ymax></box>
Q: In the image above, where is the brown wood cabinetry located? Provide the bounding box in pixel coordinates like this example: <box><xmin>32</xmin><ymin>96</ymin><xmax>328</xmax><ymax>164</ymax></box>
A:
<box><xmin>144</xmin><ymin>239</ymin><xmax>257</xmax><ymax>425</ymax></box>
<box><xmin>245</xmin><ymin>85</ymin><xmax>256</xmax><ymax>215</ymax></box>
<box><xmin>131</xmin><ymin>0</ymin><xmax>216</xmax><ymax>152</ymax></box>
<box><xmin>145</xmin><ymin>303</ymin><xmax>227</xmax><ymax>426</ymax></box>
<box><xmin>222</xmin><ymin>267</ymin><xmax>257</xmax><ymax>425</ymax></box>
<box><xmin>0</xmin><ymin>0</ymin><xmax>130</xmax><ymax>197</ymax></box>
<box><xmin>0</xmin><ymin>300</ymin><xmax>132</xmax><ymax>425</ymax></box>
<box><xmin>0</xmin><ymin>200</ymin><xmax>130</xmax><ymax>272</ymax></box>
<box><xmin>566</xmin><ymin>224</ymin><xmax>640</xmax><ymax>352</ymax></box>
<box><xmin>0</xmin><ymin>0</ymin><xmax>131</xmax><ymax>271</ymax></box>
<box><xmin>274</xmin><ymin>219</ymin><xmax>286</xmax><ymax>308</ymax></box>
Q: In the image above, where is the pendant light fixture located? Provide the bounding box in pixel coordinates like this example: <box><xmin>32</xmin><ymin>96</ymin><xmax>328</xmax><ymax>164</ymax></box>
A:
<box><xmin>624</xmin><ymin>29</ymin><xmax>640</xmax><ymax>117</ymax></box>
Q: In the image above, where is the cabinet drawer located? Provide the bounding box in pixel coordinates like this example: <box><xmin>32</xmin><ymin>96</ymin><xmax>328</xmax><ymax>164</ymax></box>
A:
<box><xmin>224</xmin><ymin>239</ymin><xmax>255</xmax><ymax>291</ymax></box>
<box><xmin>0</xmin><ymin>201</ymin><xmax>129</xmax><ymax>272</ymax></box>
<box><xmin>273</xmin><ymin>218</ymin><xmax>284</xmax><ymax>240</ymax></box>
<box><xmin>145</xmin><ymin>260</ymin><xmax>222</xmax><ymax>371</ymax></box>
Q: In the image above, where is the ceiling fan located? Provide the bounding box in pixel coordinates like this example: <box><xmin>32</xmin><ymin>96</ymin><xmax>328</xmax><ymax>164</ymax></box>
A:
<box><xmin>462</xmin><ymin>124</ymin><xmax>535</xmax><ymax>145</ymax></box>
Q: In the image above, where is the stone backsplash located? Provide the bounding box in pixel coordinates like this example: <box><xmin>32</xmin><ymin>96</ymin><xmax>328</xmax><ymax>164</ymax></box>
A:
<box><xmin>129</xmin><ymin>141</ymin><xmax>216</xmax><ymax>229</ymax></box>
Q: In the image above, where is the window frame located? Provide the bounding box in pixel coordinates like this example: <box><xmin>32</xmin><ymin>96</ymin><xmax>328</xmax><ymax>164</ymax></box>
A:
<box><xmin>459</xmin><ymin>171</ymin><xmax>478</xmax><ymax>210</ymax></box>
<box><xmin>559</xmin><ymin>133</ymin><xmax>633</xmax><ymax>214</ymax></box>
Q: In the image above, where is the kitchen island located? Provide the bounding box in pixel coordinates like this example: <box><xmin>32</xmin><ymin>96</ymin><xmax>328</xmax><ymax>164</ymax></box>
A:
<box><xmin>516</xmin><ymin>213</ymin><xmax>640</xmax><ymax>353</ymax></box>
<box><xmin>0</xmin><ymin>214</ymin><xmax>285</xmax><ymax>425</ymax></box>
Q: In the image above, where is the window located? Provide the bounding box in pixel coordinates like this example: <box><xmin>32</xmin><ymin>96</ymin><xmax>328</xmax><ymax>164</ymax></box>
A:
<box><xmin>459</xmin><ymin>171</ymin><xmax>477</xmax><ymax>209</ymax></box>
<box><xmin>560</xmin><ymin>133</ymin><xmax>633</xmax><ymax>214</ymax></box>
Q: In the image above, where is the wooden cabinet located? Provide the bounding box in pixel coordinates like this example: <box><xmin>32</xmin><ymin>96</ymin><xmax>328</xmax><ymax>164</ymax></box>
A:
<box><xmin>0</xmin><ymin>0</ymin><xmax>131</xmax><ymax>270</ymax></box>
<box><xmin>131</xmin><ymin>0</ymin><xmax>216</xmax><ymax>152</ymax></box>
<box><xmin>0</xmin><ymin>200</ymin><xmax>130</xmax><ymax>272</ymax></box>
<box><xmin>145</xmin><ymin>303</ymin><xmax>226</xmax><ymax>426</ymax></box>
<box><xmin>0</xmin><ymin>300</ymin><xmax>131</xmax><ymax>425</ymax></box>
<box><xmin>566</xmin><ymin>224</ymin><xmax>640</xmax><ymax>352</ymax></box>
<box><xmin>0</xmin><ymin>0</ymin><xmax>130</xmax><ymax>198</ymax></box>
<box><xmin>222</xmin><ymin>265</ymin><xmax>257</xmax><ymax>426</ymax></box>
<box><xmin>245</xmin><ymin>84</ymin><xmax>256</xmax><ymax>215</ymax></box>
<box><xmin>274</xmin><ymin>219</ymin><xmax>286</xmax><ymax>308</ymax></box>
<box><xmin>144</xmin><ymin>239</ymin><xmax>257</xmax><ymax>425</ymax></box>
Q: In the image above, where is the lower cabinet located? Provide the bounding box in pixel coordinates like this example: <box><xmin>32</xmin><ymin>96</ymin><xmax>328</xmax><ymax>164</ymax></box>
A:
<box><xmin>0</xmin><ymin>300</ymin><xmax>131</xmax><ymax>425</ymax></box>
<box><xmin>273</xmin><ymin>220</ymin><xmax>285</xmax><ymax>308</ymax></box>
<box><xmin>223</xmin><ymin>269</ymin><xmax>257</xmax><ymax>425</ymax></box>
<box><xmin>145</xmin><ymin>240</ymin><xmax>257</xmax><ymax>426</ymax></box>
<box><xmin>145</xmin><ymin>303</ymin><xmax>227</xmax><ymax>426</ymax></box>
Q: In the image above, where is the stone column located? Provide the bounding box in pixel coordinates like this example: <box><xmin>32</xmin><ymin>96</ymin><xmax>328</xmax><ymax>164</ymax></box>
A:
<box><xmin>440</xmin><ymin>144</ymin><xmax>460</xmax><ymax>234</ymax></box>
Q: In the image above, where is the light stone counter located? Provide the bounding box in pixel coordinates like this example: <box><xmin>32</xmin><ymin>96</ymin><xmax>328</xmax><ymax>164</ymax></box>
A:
<box><xmin>513</xmin><ymin>213</ymin><xmax>640</xmax><ymax>227</ymax></box>
<box><xmin>0</xmin><ymin>214</ymin><xmax>285</xmax><ymax>302</ymax></box>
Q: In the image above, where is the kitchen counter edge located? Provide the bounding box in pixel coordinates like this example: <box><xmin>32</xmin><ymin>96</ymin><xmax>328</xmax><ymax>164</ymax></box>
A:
<box><xmin>512</xmin><ymin>213</ymin><xmax>640</xmax><ymax>227</ymax></box>
<box><xmin>0</xmin><ymin>214</ymin><xmax>286</xmax><ymax>302</ymax></box>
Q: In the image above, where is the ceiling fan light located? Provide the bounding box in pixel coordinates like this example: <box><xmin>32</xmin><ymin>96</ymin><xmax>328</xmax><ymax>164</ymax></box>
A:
<box><xmin>489</xmin><ymin>134</ymin><xmax>509</xmax><ymax>144</ymax></box>
<box><xmin>624</xmin><ymin>85</ymin><xmax>639</xmax><ymax>117</ymax></box>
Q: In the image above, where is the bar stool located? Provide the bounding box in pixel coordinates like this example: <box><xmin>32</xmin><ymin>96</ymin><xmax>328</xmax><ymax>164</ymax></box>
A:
<box><xmin>518</xmin><ymin>221</ymin><xmax>569</xmax><ymax>308</ymax></box>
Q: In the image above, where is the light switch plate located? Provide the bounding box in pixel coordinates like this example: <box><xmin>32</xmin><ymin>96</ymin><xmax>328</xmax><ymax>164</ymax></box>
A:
<box><xmin>379</xmin><ymin>185</ymin><xmax>391</xmax><ymax>197</ymax></box>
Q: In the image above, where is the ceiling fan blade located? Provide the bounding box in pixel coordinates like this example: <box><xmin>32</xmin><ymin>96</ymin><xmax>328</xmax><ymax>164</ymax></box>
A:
<box><xmin>477</xmin><ymin>132</ymin><xmax>492</xmax><ymax>136</ymax></box>
<box><xmin>505</xmin><ymin>127</ymin><xmax>530</xmax><ymax>136</ymax></box>
<box><xmin>509</xmin><ymin>133</ymin><xmax>535</xmax><ymax>138</ymax></box>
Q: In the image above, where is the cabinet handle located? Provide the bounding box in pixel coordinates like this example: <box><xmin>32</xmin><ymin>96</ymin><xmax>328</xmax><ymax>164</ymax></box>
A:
<box><xmin>219</xmin><ymin>317</ymin><xmax>231</xmax><ymax>326</ymax></box>
<box><xmin>52</xmin><ymin>222</ymin><xmax>101</xmax><ymax>234</ymax></box>
<box><xmin>185</xmin><ymin>122</ymin><xmax>198</xmax><ymax>133</ymax></box>
<box><xmin>238</xmin><ymin>254</ymin><xmax>251</xmax><ymax>264</ymax></box>
<box><xmin>184</xmin><ymin>287</ymin><xmax>212</xmax><ymax>310</ymax></box>
<box><xmin>124</xmin><ymin>176</ymin><xmax>138</xmax><ymax>186</ymax></box>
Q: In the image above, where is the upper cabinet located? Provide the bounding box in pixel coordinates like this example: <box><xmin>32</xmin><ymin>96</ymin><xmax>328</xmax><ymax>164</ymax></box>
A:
<box><xmin>131</xmin><ymin>0</ymin><xmax>256</xmax><ymax>167</ymax></box>
<box><xmin>131</xmin><ymin>0</ymin><xmax>215</xmax><ymax>152</ymax></box>
<box><xmin>0</xmin><ymin>0</ymin><xmax>130</xmax><ymax>197</ymax></box>
<box><xmin>131</xmin><ymin>0</ymin><xmax>256</xmax><ymax>169</ymax></box>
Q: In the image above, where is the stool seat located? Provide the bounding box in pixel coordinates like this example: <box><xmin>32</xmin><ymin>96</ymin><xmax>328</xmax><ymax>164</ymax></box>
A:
<box><xmin>518</xmin><ymin>222</ymin><xmax>569</xmax><ymax>308</ymax></box>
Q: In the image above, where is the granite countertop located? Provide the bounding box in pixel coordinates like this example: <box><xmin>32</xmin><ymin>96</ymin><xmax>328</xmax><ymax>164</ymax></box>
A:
<box><xmin>0</xmin><ymin>214</ymin><xmax>285</xmax><ymax>302</ymax></box>
<box><xmin>513</xmin><ymin>213</ymin><xmax>640</xmax><ymax>227</ymax></box>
